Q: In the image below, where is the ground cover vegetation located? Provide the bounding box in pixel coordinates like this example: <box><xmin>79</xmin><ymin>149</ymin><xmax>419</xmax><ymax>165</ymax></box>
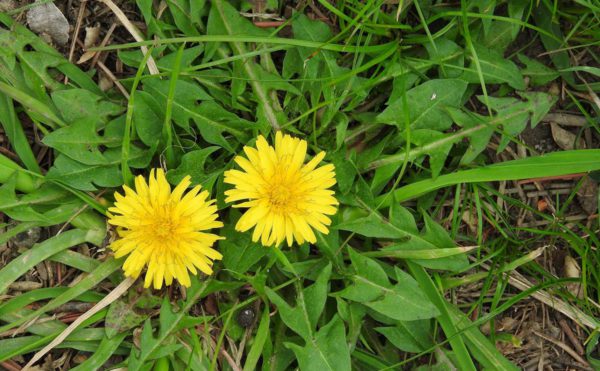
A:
<box><xmin>0</xmin><ymin>0</ymin><xmax>600</xmax><ymax>369</ymax></box>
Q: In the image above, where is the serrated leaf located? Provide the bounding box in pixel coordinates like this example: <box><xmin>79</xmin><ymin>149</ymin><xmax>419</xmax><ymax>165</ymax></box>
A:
<box><xmin>46</xmin><ymin>155</ymin><xmax>122</xmax><ymax>191</ymax></box>
<box><xmin>144</xmin><ymin>77</ymin><xmax>251</xmax><ymax>151</ymax></box>
<box><xmin>42</xmin><ymin>119</ymin><xmax>111</xmax><ymax>165</ymax></box>
<box><xmin>462</xmin><ymin>45</ymin><xmax>525</xmax><ymax>90</ymax></box>
<box><xmin>285</xmin><ymin>315</ymin><xmax>351</xmax><ymax>371</ymax></box>
<box><xmin>425</xmin><ymin>38</ymin><xmax>464</xmax><ymax>79</ymax></box>
<box><xmin>105</xmin><ymin>299</ymin><xmax>147</xmax><ymax>339</ymax></box>
<box><xmin>51</xmin><ymin>89</ymin><xmax>123</xmax><ymax>123</ymax></box>
<box><xmin>377</xmin><ymin>79</ymin><xmax>467</xmax><ymax>130</ymax></box>
<box><xmin>167</xmin><ymin>147</ymin><xmax>220</xmax><ymax>191</ymax></box>
<box><xmin>518</xmin><ymin>54</ymin><xmax>559</xmax><ymax>86</ymax></box>
<box><xmin>266</xmin><ymin>263</ymin><xmax>332</xmax><ymax>340</ymax></box>
<box><xmin>338</xmin><ymin>249</ymin><xmax>439</xmax><ymax>321</ymax></box>
<box><xmin>376</xmin><ymin>319</ymin><xmax>433</xmax><ymax>353</ymax></box>
<box><xmin>412</xmin><ymin>130</ymin><xmax>453</xmax><ymax>178</ymax></box>
<box><xmin>220</xmin><ymin>221</ymin><xmax>268</xmax><ymax>274</ymax></box>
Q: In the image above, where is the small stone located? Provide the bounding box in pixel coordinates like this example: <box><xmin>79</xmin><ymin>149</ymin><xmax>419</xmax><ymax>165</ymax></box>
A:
<box><xmin>27</xmin><ymin>2</ymin><xmax>70</xmax><ymax>45</ymax></box>
<box><xmin>237</xmin><ymin>308</ymin><xmax>256</xmax><ymax>328</ymax></box>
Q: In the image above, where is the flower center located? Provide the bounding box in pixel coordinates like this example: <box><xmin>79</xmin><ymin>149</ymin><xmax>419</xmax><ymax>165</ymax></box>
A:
<box><xmin>269</xmin><ymin>184</ymin><xmax>291</xmax><ymax>206</ymax></box>
<box><xmin>151</xmin><ymin>216</ymin><xmax>177</xmax><ymax>241</ymax></box>
<box><xmin>267</xmin><ymin>182</ymin><xmax>298</xmax><ymax>213</ymax></box>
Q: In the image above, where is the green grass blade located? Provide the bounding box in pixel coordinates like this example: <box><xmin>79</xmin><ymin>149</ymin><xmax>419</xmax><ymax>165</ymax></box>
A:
<box><xmin>363</xmin><ymin>246</ymin><xmax>477</xmax><ymax>259</ymax></box>
<box><xmin>408</xmin><ymin>262</ymin><xmax>476</xmax><ymax>371</ymax></box>
<box><xmin>379</xmin><ymin>150</ymin><xmax>600</xmax><ymax>204</ymax></box>
<box><xmin>91</xmin><ymin>36</ymin><xmax>396</xmax><ymax>55</ymax></box>
<box><xmin>0</xmin><ymin>94</ymin><xmax>41</xmax><ymax>173</ymax></box>
<box><xmin>0</xmin><ymin>81</ymin><xmax>66</xmax><ymax>127</ymax></box>
<box><xmin>0</xmin><ymin>229</ymin><xmax>101</xmax><ymax>294</ymax></box>
<box><xmin>446</xmin><ymin>305</ymin><xmax>519</xmax><ymax>371</ymax></box>
<box><xmin>50</xmin><ymin>249</ymin><xmax>101</xmax><ymax>272</ymax></box>
<box><xmin>0</xmin><ymin>257</ymin><xmax>122</xmax><ymax>335</ymax></box>
<box><xmin>243</xmin><ymin>303</ymin><xmax>270</xmax><ymax>371</ymax></box>
<box><xmin>70</xmin><ymin>333</ymin><xmax>128</xmax><ymax>371</ymax></box>
<box><xmin>211</xmin><ymin>0</ymin><xmax>284</xmax><ymax>131</ymax></box>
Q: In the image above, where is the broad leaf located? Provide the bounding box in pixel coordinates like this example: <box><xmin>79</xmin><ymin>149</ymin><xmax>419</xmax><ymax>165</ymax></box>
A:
<box><xmin>337</xmin><ymin>249</ymin><xmax>439</xmax><ymax>321</ymax></box>
<box><xmin>377</xmin><ymin>79</ymin><xmax>467</xmax><ymax>131</ymax></box>
<box><xmin>285</xmin><ymin>316</ymin><xmax>351</xmax><ymax>371</ymax></box>
<box><xmin>462</xmin><ymin>45</ymin><xmax>525</xmax><ymax>90</ymax></box>
<box><xmin>266</xmin><ymin>263</ymin><xmax>332</xmax><ymax>340</ymax></box>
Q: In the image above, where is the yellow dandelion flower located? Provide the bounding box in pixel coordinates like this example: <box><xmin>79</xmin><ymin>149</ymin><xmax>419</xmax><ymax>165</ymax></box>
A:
<box><xmin>108</xmin><ymin>169</ymin><xmax>224</xmax><ymax>289</ymax></box>
<box><xmin>224</xmin><ymin>132</ymin><xmax>338</xmax><ymax>247</ymax></box>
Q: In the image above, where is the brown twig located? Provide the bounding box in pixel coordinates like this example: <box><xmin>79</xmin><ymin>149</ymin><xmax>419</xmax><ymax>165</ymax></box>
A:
<box><xmin>89</xmin><ymin>22</ymin><xmax>118</xmax><ymax>69</ymax></box>
<box><xmin>558</xmin><ymin>319</ymin><xmax>586</xmax><ymax>355</ymax></box>
<box><xmin>532</xmin><ymin>330</ymin><xmax>590</xmax><ymax>367</ymax></box>
<box><xmin>97</xmin><ymin>61</ymin><xmax>130</xmax><ymax>98</ymax></box>
<box><xmin>65</xmin><ymin>0</ymin><xmax>88</xmax><ymax>84</ymax></box>
<box><xmin>254</xmin><ymin>21</ymin><xmax>285</xmax><ymax>28</ymax></box>
<box><xmin>0</xmin><ymin>360</ymin><xmax>21</xmax><ymax>371</ymax></box>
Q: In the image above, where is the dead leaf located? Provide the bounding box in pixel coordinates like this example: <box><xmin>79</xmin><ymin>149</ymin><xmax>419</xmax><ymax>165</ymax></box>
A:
<box><xmin>0</xmin><ymin>0</ymin><xmax>16</xmax><ymax>12</ymax></box>
<box><xmin>461</xmin><ymin>209</ymin><xmax>477</xmax><ymax>233</ymax></box>
<box><xmin>576</xmin><ymin>176</ymin><xmax>598</xmax><ymax>215</ymax></box>
<box><xmin>84</xmin><ymin>25</ymin><xmax>101</xmax><ymax>49</ymax></box>
<box><xmin>550</xmin><ymin>122</ymin><xmax>586</xmax><ymax>150</ymax></box>
<box><xmin>537</xmin><ymin>199</ymin><xmax>548</xmax><ymax>212</ymax></box>
<box><xmin>564</xmin><ymin>255</ymin><xmax>583</xmax><ymax>299</ymax></box>
<box><xmin>77</xmin><ymin>50</ymin><xmax>96</xmax><ymax>64</ymax></box>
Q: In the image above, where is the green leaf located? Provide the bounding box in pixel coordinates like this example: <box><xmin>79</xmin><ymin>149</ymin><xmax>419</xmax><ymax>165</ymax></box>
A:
<box><xmin>377</xmin><ymin>79</ymin><xmax>468</xmax><ymax>130</ymax></box>
<box><xmin>480</xmin><ymin>21</ymin><xmax>518</xmax><ymax>52</ymax></box>
<box><xmin>0</xmin><ymin>175</ymin><xmax>51</xmax><ymax>222</ymax></box>
<box><xmin>335</xmin><ymin>213</ymin><xmax>408</xmax><ymax>240</ymax></box>
<box><xmin>127</xmin><ymin>278</ymin><xmax>210</xmax><ymax>371</ymax></box>
<box><xmin>208</xmin><ymin>0</ymin><xmax>287</xmax><ymax>131</ymax></box>
<box><xmin>585</xmin><ymin>333</ymin><xmax>600</xmax><ymax>370</ymax></box>
<box><xmin>462</xmin><ymin>45</ymin><xmax>525</xmax><ymax>90</ymax></box>
<box><xmin>380</xmin><ymin>150</ymin><xmax>600</xmax><ymax>203</ymax></box>
<box><xmin>412</xmin><ymin>129</ymin><xmax>454</xmax><ymax>178</ymax></box>
<box><xmin>338</xmin><ymin>249</ymin><xmax>439</xmax><ymax>321</ymax></box>
<box><xmin>408</xmin><ymin>263</ymin><xmax>476</xmax><ymax>371</ymax></box>
<box><xmin>51</xmin><ymin>89</ymin><xmax>123</xmax><ymax>123</ymax></box>
<box><xmin>167</xmin><ymin>146</ymin><xmax>220</xmax><ymax>191</ymax></box>
<box><xmin>46</xmin><ymin>155</ymin><xmax>122</xmax><ymax>191</ymax></box>
<box><xmin>220</xmin><ymin>221</ymin><xmax>268</xmax><ymax>274</ymax></box>
<box><xmin>425</xmin><ymin>38</ymin><xmax>464</xmax><ymax>79</ymax></box>
<box><xmin>0</xmin><ymin>228</ymin><xmax>100</xmax><ymax>294</ymax></box>
<box><xmin>518</xmin><ymin>54</ymin><xmax>559</xmax><ymax>86</ymax></box>
<box><xmin>375</xmin><ymin>319</ymin><xmax>433</xmax><ymax>353</ymax></box>
<box><xmin>70</xmin><ymin>333</ymin><xmax>128</xmax><ymax>371</ymax></box>
<box><xmin>0</xmin><ymin>94</ymin><xmax>41</xmax><ymax>173</ymax></box>
<box><xmin>42</xmin><ymin>119</ymin><xmax>112</xmax><ymax>165</ymax></box>
<box><xmin>446</xmin><ymin>305</ymin><xmax>519</xmax><ymax>370</ymax></box>
<box><xmin>133</xmin><ymin>91</ymin><xmax>163</xmax><ymax>147</ymax></box>
<box><xmin>243</xmin><ymin>306</ymin><xmax>270</xmax><ymax>371</ymax></box>
<box><xmin>144</xmin><ymin>77</ymin><xmax>251</xmax><ymax>151</ymax></box>
<box><xmin>337</xmin><ymin>204</ymin><xmax>468</xmax><ymax>271</ymax></box>
<box><xmin>265</xmin><ymin>263</ymin><xmax>332</xmax><ymax>341</ymax></box>
<box><xmin>105</xmin><ymin>299</ymin><xmax>147</xmax><ymax>338</ymax></box>
<box><xmin>285</xmin><ymin>315</ymin><xmax>351</xmax><ymax>371</ymax></box>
